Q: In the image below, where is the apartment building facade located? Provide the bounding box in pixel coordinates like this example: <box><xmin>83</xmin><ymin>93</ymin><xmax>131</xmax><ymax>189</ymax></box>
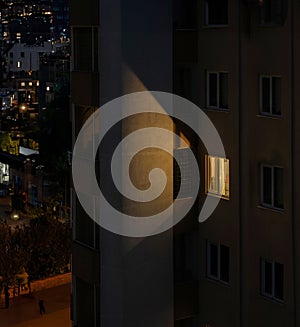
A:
<box><xmin>71</xmin><ymin>0</ymin><xmax>300</xmax><ymax>326</ymax></box>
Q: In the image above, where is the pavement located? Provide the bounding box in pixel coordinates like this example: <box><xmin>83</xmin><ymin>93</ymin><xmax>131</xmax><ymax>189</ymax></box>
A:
<box><xmin>0</xmin><ymin>273</ymin><xmax>72</xmax><ymax>327</ymax></box>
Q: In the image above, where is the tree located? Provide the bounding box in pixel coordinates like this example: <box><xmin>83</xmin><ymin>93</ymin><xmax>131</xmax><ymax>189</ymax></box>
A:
<box><xmin>26</xmin><ymin>215</ymin><xmax>71</xmax><ymax>280</ymax></box>
<box><xmin>0</xmin><ymin>215</ymin><xmax>71</xmax><ymax>308</ymax></box>
<box><xmin>0</xmin><ymin>222</ymin><xmax>29</xmax><ymax>308</ymax></box>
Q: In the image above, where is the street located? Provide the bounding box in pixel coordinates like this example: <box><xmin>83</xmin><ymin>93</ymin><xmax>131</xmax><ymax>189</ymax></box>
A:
<box><xmin>0</xmin><ymin>283</ymin><xmax>71</xmax><ymax>327</ymax></box>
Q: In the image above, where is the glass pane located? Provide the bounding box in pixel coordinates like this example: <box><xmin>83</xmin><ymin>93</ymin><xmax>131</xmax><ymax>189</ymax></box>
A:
<box><xmin>224</xmin><ymin>158</ymin><xmax>230</xmax><ymax>198</ymax></box>
<box><xmin>218</xmin><ymin>158</ymin><xmax>230</xmax><ymax>197</ymax></box>
<box><xmin>206</xmin><ymin>0</ymin><xmax>228</xmax><ymax>25</ymax></box>
<box><xmin>75</xmin><ymin>201</ymin><xmax>95</xmax><ymax>247</ymax></box>
<box><xmin>207</xmin><ymin>156</ymin><xmax>218</xmax><ymax>194</ymax></box>
<box><xmin>220</xmin><ymin>245</ymin><xmax>229</xmax><ymax>283</ymax></box>
<box><xmin>264</xmin><ymin>260</ymin><xmax>273</xmax><ymax>295</ymax></box>
<box><xmin>274</xmin><ymin>167</ymin><xmax>283</xmax><ymax>209</ymax></box>
<box><xmin>208</xmin><ymin>73</ymin><xmax>218</xmax><ymax>107</ymax></box>
<box><xmin>208</xmin><ymin>242</ymin><xmax>218</xmax><ymax>278</ymax></box>
<box><xmin>219</xmin><ymin>73</ymin><xmax>228</xmax><ymax>109</ymax></box>
<box><xmin>274</xmin><ymin>262</ymin><xmax>284</xmax><ymax>300</ymax></box>
<box><xmin>262</xmin><ymin>77</ymin><xmax>271</xmax><ymax>113</ymax></box>
<box><xmin>261</xmin><ymin>0</ymin><xmax>272</xmax><ymax>23</ymax></box>
<box><xmin>93</xmin><ymin>27</ymin><xmax>99</xmax><ymax>72</ymax></box>
<box><xmin>73</xmin><ymin>28</ymin><xmax>92</xmax><ymax>71</ymax></box>
<box><xmin>174</xmin><ymin>0</ymin><xmax>197</xmax><ymax>29</ymax></box>
<box><xmin>272</xmin><ymin>77</ymin><xmax>281</xmax><ymax>115</ymax></box>
<box><xmin>262</xmin><ymin>166</ymin><xmax>272</xmax><ymax>205</ymax></box>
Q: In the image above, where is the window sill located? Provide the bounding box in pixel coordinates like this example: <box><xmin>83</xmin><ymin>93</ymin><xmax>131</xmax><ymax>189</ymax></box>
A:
<box><xmin>206</xmin><ymin>275</ymin><xmax>230</xmax><ymax>287</ymax></box>
<box><xmin>174</xmin><ymin>28</ymin><xmax>198</xmax><ymax>32</ymax></box>
<box><xmin>260</xmin><ymin>293</ymin><xmax>284</xmax><ymax>305</ymax></box>
<box><xmin>259</xmin><ymin>23</ymin><xmax>283</xmax><ymax>28</ymax></box>
<box><xmin>205</xmin><ymin>107</ymin><xmax>229</xmax><ymax>113</ymax></box>
<box><xmin>202</xmin><ymin>24</ymin><xmax>229</xmax><ymax>29</ymax></box>
<box><xmin>206</xmin><ymin>192</ymin><xmax>230</xmax><ymax>201</ymax></box>
<box><xmin>257</xmin><ymin>204</ymin><xmax>285</xmax><ymax>214</ymax></box>
<box><xmin>256</xmin><ymin>113</ymin><xmax>282</xmax><ymax>120</ymax></box>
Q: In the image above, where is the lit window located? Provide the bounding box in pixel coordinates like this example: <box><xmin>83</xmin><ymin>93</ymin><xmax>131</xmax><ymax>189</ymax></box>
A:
<box><xmin>260</xmin><ymin>76</ymin><xmax>281</xmax><ymax>116</ymax></box>
<box><xmin>260</xmin><ymin>0</ymin><xmax>284</xmax><ymax>25</ymax></box>
<box><xmin>206</xmin><ymin>71</ymin><xmax>228</xmax><ymax>110</ymax></box>
<box><xmin>205</xmin><ymin>0</ymin><xmax>228</xmax><ymax>26</ymax></box>
<box><xmin>206</xmin><ymin>155</ymin><xmax>230</xmax><ymax>199</ymax></box>
<box><xmin>261</xmin><ymin>165</ymin><xmax>283</xmax><ymax>209</ymax></box>
<box><xmin>17</xmin><ymin>61</ymin><xmax>22</xmax><ymax>68</ymax></box>
<box><xmin>21</xmin><ymin>82</ymin><xmax>25</xmax><ymax>87</ymax></box>
<box><xmin>261</xmin><ymin>258</ymin><xmax>284</xmax><ymax>301</ymax></box>
<box><xmin>46</xmin><ymin>86</ymin><xmax>50</xmax><ymax>91</ymax></box>
<box><xmin>28</xmin><ymin>82</ymin><xmax>32</xmax><ymax>86</ymax></box>
<box><xmin>207</xmin><ymin>241</ymin><xmax>229</xmax><ymax>283</ymax></box>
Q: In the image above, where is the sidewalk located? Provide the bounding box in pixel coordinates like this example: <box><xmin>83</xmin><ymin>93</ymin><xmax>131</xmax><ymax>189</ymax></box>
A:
<box><xmin>0</xmin><ymin>273</ymin><xmax>71</xmax><ymax>305</ymax></box>
<box><xmin>0</xmin><ymin>283</ymin><xmax>71</xmax><ymax>327</ymax></box>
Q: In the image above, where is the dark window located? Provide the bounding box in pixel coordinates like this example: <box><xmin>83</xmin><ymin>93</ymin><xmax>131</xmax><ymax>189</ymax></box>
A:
<box><xmin>274</xmin><ymin>167</ymin><xmax>283</xmax><ymax>208</ymax></box>
<box><xmin>75</xmin><ymin>200</ymin><xmax>95</xmax><ymax>248</ymax></box>
<box><xmin>261</xmin><ymin>258</ymin><xmax>284</xmax><ymax>301</ymax></box>
<box><xmin>174</xmin><ymin>0</ymin><xmax>197</xmax><ymax>29</ymax></box>
<box><xmin>209</xmin><ymin>73</ymin><xmax>218</xmax><ymax>107</ymax></box>
<box><xmin>9</xmin><ymin>52</ymin><xmax>13</xmax><ymax>58</ymax></box>
<box><xmin>209</xmin><ymin>242</ymin><xmax>218</xmax><ymax>278</ymax></box>
<box><xmin>220</xmin><ymin>244</ymin><xmax>229</xmax><ymax>283</ymax></box>
<box><xmin>262</xmin><ymin>166</ymin><xmax>272</xmax><ymax>205</ymax></box>
<box><xmin>207</xmin><ymin>241</ymin><xmax>229</xmax><ymax>283</ymax></box>
<box><xmin>207</xmin><ymin>72</ymin><xmax>228</xmax><ymax>109</ymax></box>
<box><xmin>264</xmin><ymin>260</ymin><xmax>273</xmax><ymax>295</ymax></box>
<box><xmin>274</xmin><ymin>262</ymin><xmax>284</xmax><ymax>300</ymax></box>
<box><xmin>261</xmin><ymin>165</ymin><xmax>283</xmax><ymax>209</ymax></box>
<box><xmin>20</xmin><ymin>52</ymin><xmax>25</xmax><ymax>58</ymax></box>
<box><xmin>73</xmin><ymin>27</ymin><xmax>98</xmax><ymax>72</ymax></box>
<box><xmin>260</xmin><ymin>76</ymin><xmax>281</xmax><ymax>115</ymax></box>
<box><xmin>260</xmin><ymin>0</ymin><xmax>283</xmax><ymax>25</ymax></box>
<box><xmin>205</xmin><ymin>0</ymin><xmax>228</xmax><ymax>25</ymax></box>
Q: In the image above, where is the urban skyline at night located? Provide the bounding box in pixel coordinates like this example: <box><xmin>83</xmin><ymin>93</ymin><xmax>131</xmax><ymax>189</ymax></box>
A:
<box><xmin>1</xmin><ymin>1</ymin><xmax>300</xmax><ymax>327</ymax></box>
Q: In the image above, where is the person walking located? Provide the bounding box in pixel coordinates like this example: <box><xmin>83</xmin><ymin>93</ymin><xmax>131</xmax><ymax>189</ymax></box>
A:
<box><xmin>38</xmin><ymin>299</ymin><xmax>46</xmax><ymax>315</ymax></box>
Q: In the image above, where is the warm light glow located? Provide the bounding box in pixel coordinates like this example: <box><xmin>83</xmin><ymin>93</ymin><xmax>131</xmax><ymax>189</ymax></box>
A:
<box><xmin>46</xmin><ymin>86</ymin><xmax>50</xmax><ymax>91</ymax></box>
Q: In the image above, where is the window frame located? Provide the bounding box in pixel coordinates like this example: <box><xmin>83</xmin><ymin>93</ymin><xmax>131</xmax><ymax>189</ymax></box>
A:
<box><xmin>204</xmin><ymin>0</ymin><xmax>228</xmax><ymax>27</ymax></box>
<box><xmin>205</xmin><ymin>154</ymin><xmax>230</xmax><ymax>199</ymax></box>
<box><xmin>259</xmin><ymin>0</ymin><xmax>284</xmax><ymax>26</ymax></box>
<box><xmin>206</xmin><ymin>240</ymin><xmax>230</xmax><ymax>284</ymax></box>
<box><xmin>206</xmin><ymin>71</ymin><xmax>229</xmax><ymax>110</ymax></box>
<box><xmin>260</xmin><ymin>164</ymin><xmax>284</xmax><ymax>210</ymax></box>
<box><xmin>71</xmin><ymin>25</ymin><xmax>99</xmax><ymax>72</ymax></box>
<box><xmin>259</xmin><ymin>75</ymin><xmax>281</xmax><ymax>117</ymax></box>
<box><xmin>261</xmin><ymin>258</ymin><xmax>284</xmax><ymax>302</ymax></box>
